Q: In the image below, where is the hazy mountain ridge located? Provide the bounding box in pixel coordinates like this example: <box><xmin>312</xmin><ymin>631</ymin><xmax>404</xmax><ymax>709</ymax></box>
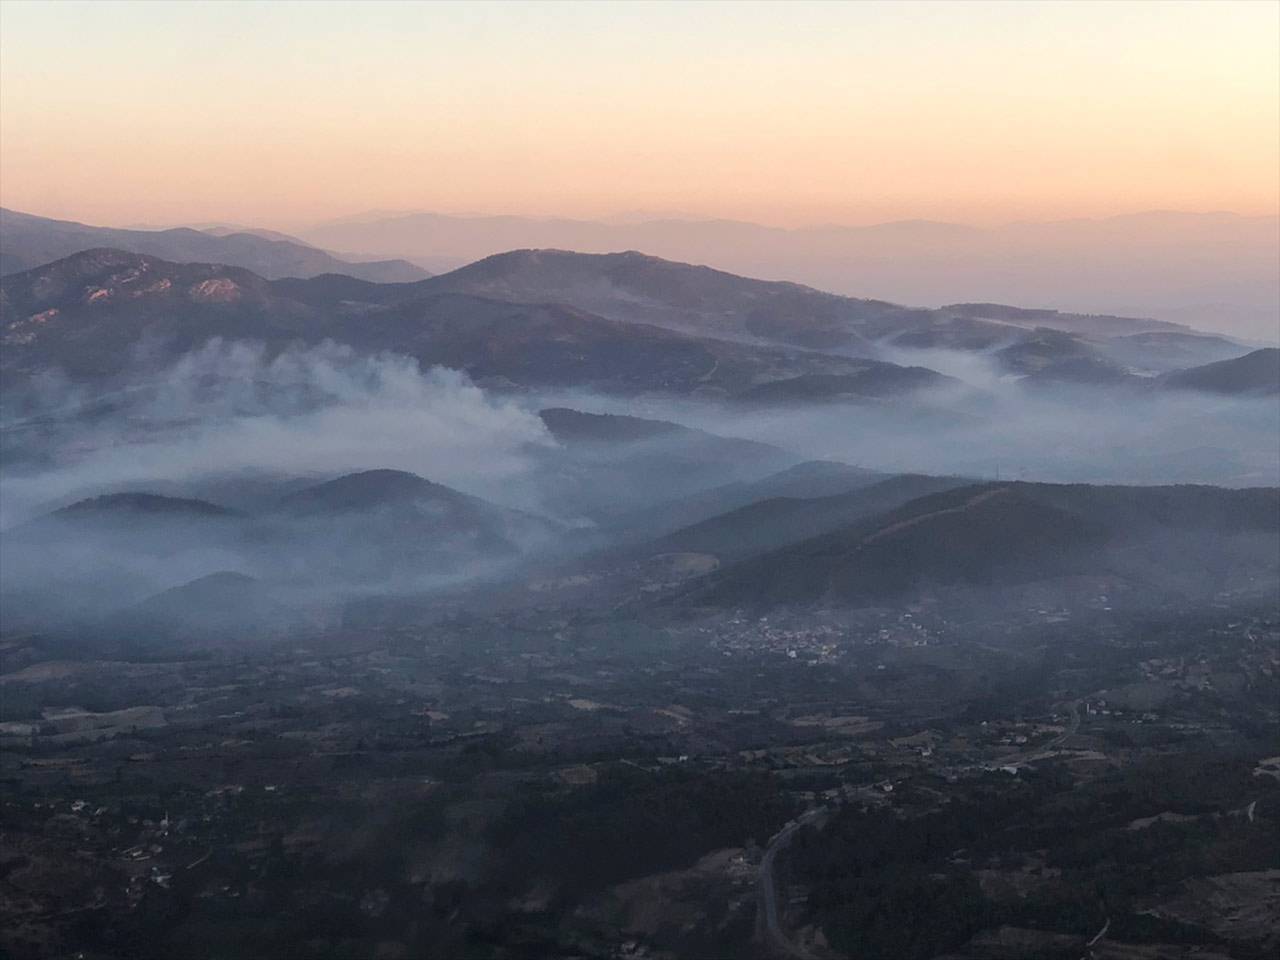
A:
<box><xmin>0</xmin><ymin>249</ymin><xmax>966</xmax><ymax>401</ymax></box>
<box><xmin>603</xmin><ymin>460</ymin><xmax>890</xmax><ymax>541</ymax></box>
<box><xmin>683</xmin><ymin>481</ymin><xmax>1280</xmax><ymax>607</ymax></box>
<box><xmin>4</xmin><ymin>208</ymin><xmax>1262</xmax><ymax>373</ymax></box>
<box><xmin>299</xmin><ymin>209</ymin><xmax>1280</xmax><ymax>340</ymax></box>
<box><xmin>98</xmin><ymin>571</ymin><xmax>298</xmax><ymax>650</ymax></box>
<box><xmin>639</xmin><ymin>473</ymin><xmax>972</xmax><ymax>563</ymax></box>
<box><xmin>1158</xmin><ymin>348</ymin><xmax>1280</xmax><ymax>396</ymax></box>
<box><xmin>413</xmin><ymin>248</ymin><xmax>897</xmax><ymax>349</ymax></box>
<box><xmin>408</xmin><ymin>249</ymin><xmax>1237</xmax><ymax>370</ymax></box>
<box><xmin>538</xmin><ymin>407</ymin><xmax>782</xmax><ymax>459</ymax></box>
<box><xmin>2</xmin><ymin>246</ymin><xmax>1267</xmax><ymax>417</ymax></box>
<box><xmin>49</xmin><ymin>491</ymin><xmax>241</xmax><ymax>521</ymax></box>
<box><xmin>0</xmin><ymin>208</ymin><xmax>431</xmax><ymax>283</ymax></box>
<box><xmin>526</xmin><ymin>408</ymin><xmax>797</xmax><ymax>525</ymax></box>
<box><xmin>354</xmin><ymin>248</ymin><xmax>1257</xmax><ymax>381</ymax></box>
<box><xmin>5</xmin><ymin>6</ymin><xmax>1280</xmax><ymax>957</ymax></box>
<box><xmin>0</xmin><ymin>467</ymin><xmax>559</xmax><ymax>638</ymax></box>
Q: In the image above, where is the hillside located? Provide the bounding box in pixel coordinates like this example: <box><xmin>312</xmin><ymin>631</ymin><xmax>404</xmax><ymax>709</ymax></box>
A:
<box><xmin>415</xmin><ymin>249</ymin><xmax>1207</xmax><ymax>361</ymax></box>
<box><xmin>686</xmin><ymin>482</ymin><xmax>1280</xmax><ymax>607</ymax></box>
<box><xmin>3</xmin><ymin>247</ymin><xmax>1265</xmax><ymax>408</ymax></box>
<box><xmin>538</xmin><ymin>408</ymin><xmax>783</xmax><ymax>462</ymax></box>
<box><xmin>0</xmin><ymin>468</ymin><xmax>564</xmax><ymax>631</ymax></box>
<box><xmin>5</xmin><ymin>491</ymin><xmax>245</xmax><ymax>545</ymax></box>
<box><xmin>1102</xmin><ymin>330</ymin><xmax>1252</xmax><ymax>374</ymax></box>
<box><xmin>274</xmin><ymin>468</ymin><xmax>483</xmax><ymax>515</ymax></box>
<box><xmin>409</xmin><ymin>250</ymin><xmax>1249</xmax><ymax>381</ymax></box>
<box><xmin>0</xmin><ymin>489</ymin><xmax>252</xmax><ymax>630</ymax></box>
<box><xmin>417</xmin><ymin>248</ymin><xmax>894</xmax><ymax>349</ymax></box>
<box><xmin>0</xmin><ymin>250</ymin><xmax>955</xmax><ymax>401</ymax></box>
<box><xmin>640</xmin><ymin>473</ymin><xmax>970</xmax><ymax>563</ymax></box>
<box><xmin>736</xmin><ymin>367</ymin><xmax>953</xmax><ymax>403</ymax></box>
<box><xmin>605</xmin><ymin>460</ymin><xmax>888</xmax><ymax>540</ymax></box>
<box><xmin>97</xmin><ymin>571</ymin><xmax>296</xmax><ymax>650</ymax></box>
<box><xmin>0</xmin><ymin>207</ymin><xmax>430</xmax><ymax>282</ymax></box>
<box><xmin>49</xmin><ymin>491</ymin><xmax>239</xmax><ymax>522</ymax></box>
<box><xmin>299</xmin><ymin>209</ymin><xmax>1280</xmax><ymax>340</ymax></box>
<box><xmin>539</xmin><ymin>407</ymin><xmax>690</xmax><ymax>444</ymax></box>
<box><xmin>1159</xmin><ymin>348</ymin><xmax>1280</xmax><ymax>396</ymax></box>
<box><xmin>265</xmin><ymin>469</ymin><xmax>556</xmax><ymax>581</ymax></box>
<box><xmin>528</xmin><ymin>408</ymin><xmax>795</xmax><ymax>523</ymax></box>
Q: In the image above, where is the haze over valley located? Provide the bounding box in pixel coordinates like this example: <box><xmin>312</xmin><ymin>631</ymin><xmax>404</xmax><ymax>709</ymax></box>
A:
<box><xmin>1</xmin><ymin>3</ymin><xmax>1277</xmax><ymax>959</ymax></box>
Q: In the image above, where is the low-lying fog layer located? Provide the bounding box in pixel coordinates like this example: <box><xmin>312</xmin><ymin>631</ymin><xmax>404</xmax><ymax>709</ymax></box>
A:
<box><xmin>4</xmin><ymin>340</ymin><xmax>1277</xmax><ymax>524</ymax></box>
<box><xmin>535</xmin><ymin>346</ymin><xmax>1280</xmax><ymax>489</ymax></box>
<box><xmin>1</xmin><ymin>338</ymin><xmax>1276</xmax><ymax>642</ymax></box>
<box><xmin>3</xmin><ymin>339</ymin><xmax>1277</xmax><ymax>525</ymax></box>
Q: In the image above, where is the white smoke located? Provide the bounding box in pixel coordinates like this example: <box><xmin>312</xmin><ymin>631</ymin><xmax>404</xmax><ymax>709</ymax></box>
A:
<box><xmin>0</xmin><ymin>340</ymin><xmax>554</xmax><ymax>526</ymax></box>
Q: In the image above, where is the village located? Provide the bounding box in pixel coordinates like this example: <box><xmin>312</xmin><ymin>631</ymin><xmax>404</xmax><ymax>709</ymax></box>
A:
<box><xmin>1</xmin><ymin>594</ymin><xmax>1277</xmax><ymax>958</ymax></box>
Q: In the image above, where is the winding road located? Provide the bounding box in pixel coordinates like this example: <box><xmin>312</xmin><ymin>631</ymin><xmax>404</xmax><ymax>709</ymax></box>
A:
<box><xmin>758</xmin><ymin>807</ymin><xmax>825</xmax><ymax>959</ymax></box>
<box><xmin>756</xmin><ymin>703</ymin><xmax>1083</xmax><ymax>957</ymax></box>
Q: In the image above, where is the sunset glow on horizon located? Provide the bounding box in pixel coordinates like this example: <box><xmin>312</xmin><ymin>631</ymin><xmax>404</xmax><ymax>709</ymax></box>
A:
<box><xmin>1</xmin><ymin>0</ymin><xmax>1277</xmax><ymax>229</ymax></box>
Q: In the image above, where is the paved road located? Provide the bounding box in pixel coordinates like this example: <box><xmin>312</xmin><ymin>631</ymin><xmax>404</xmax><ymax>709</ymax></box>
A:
<box><xmin>758</xmin><ymin>807</ymin><xmax>825</xmax><ymax>959</ymax></box>
<box><xmin>1082</xmin><ymin>915</ymin><xmax>1111</xmax><ymax>959</ymax></box>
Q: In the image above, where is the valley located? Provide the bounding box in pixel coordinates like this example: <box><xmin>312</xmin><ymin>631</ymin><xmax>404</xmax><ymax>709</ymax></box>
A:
<box><xmin>0</xmin><ymin>219</ymin><xmax>1276</xmax><ymax>960</ymax></box>
<box><xmin>2</xmin><ymin>582</ymin><xmax>1276</xmax><ymax>959</ymax></box>
<box><xmin>3</xmin><ymin>5</ymin><xmax>1277</xmax><ymax>958</ymax></box>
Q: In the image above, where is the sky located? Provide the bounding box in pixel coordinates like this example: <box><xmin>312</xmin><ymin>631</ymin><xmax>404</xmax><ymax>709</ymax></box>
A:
<box><xmin>0</xmin><ymin>0</ymin><xmax>1277</xmax><ymax>229</ymax></box>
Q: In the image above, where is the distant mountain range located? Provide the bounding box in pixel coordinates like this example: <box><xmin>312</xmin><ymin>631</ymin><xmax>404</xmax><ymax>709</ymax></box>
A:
<box><xmin>0</xmin><ymin>208</ymin><xmax>431</xmax><ymax>282</ymax></box>
<box><xmin>299</xmin><ymin>209</ymin><xmax>1280</xmax><ymax>340</ymax></box>
<box><xmin>0</xmin><ymin>249</ymin><xmax>960</xmax><ymax>401</ymax></box>
<box><xmin>3</xmin><ymin>246</ymin><xmax>1266</xmax><ymax>403</ymax></box>
<box><xmin>9</xmin><ymin>206</ymin><xmax>1277</xmax><ymax>339</ymax></box>
<box><xmin>363</xmin><ymin>247</ymin><xmax>1205</xmax><ymax>356</ymax></box>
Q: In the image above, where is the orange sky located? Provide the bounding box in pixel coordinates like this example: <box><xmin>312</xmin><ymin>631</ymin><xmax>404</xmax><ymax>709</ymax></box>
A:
<box><xmin>1</xmin><ymin>0</ymin><xmax>1277</xmax><ymax>228</ymax></box>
